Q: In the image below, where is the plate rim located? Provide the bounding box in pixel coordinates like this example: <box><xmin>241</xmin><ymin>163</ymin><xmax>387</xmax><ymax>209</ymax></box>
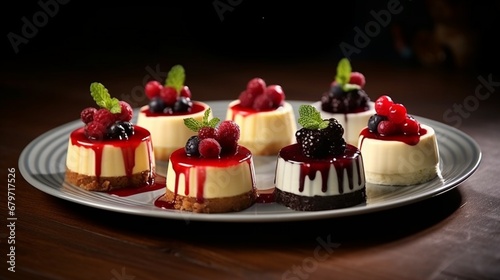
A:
<box><xmin>18</xmin><ymin>100</ymin><xmax>482</xmax><ymax>222</ymax></box>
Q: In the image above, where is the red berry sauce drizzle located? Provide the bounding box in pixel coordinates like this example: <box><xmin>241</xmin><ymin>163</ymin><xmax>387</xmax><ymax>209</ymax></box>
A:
<box><xmin>358</xmin><ymin>127</ymin><xmax>427</xmax><ymax>149</ymax></box>
<box><xmin>142</xmin><ymin>102</ymin><xmax>206</xmax><ymax>117</ymax></box>
<box><xmin>154</xmin><ymin>146</ymin><xmax>258</xmax><ymax>209</ymax></box>
<box><xmin>279</xmin><ymin>143</ymin><xmax>363</xmax><ymax>194</ymax></box>
<box><xmin>70</xmin><ymin>126</ymin><xmax>163</xmax><ymax>195</ymax></box>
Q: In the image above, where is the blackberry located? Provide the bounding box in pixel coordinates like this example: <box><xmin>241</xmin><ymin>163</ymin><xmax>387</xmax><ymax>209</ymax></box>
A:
<box><xmin>320</xmin><ymin>85</ymin><xmax>370</xmax><ymax>113</ymax></box>
<box><xmin>295</xmin><ymin>118</ymin><xmax>346</xmax><ymax>158</ymax></box>
<box><xmin>185</xmin><ymin>135</ymin><xmax>200</xmax><ymax>157</ymax></box>
<box><xmin>107</xmin><ymin>122</ymin><xmax>128</xmax><ymax>140</ymax></box>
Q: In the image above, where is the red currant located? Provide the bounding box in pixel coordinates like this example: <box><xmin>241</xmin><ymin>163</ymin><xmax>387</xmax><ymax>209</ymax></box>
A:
<box><xmin>265</xmin><ymin>85</ymin><xmax>285</xmax><ymax>107</ymax></box>
<box><xmin>375</xmin><ymin>95</ymin><xmax>393</xmax><ymax>116</ymax></box>
<box><xmin>377</xmin><ymin>120</ymin><xmax>398</xmax><ymax>136</ymax></box>
<box><xmin>180</xmin><ymin>85</ymin><xmax>191</xmax><ymax>99</ymax></box>
<box><xmin>145</xmin><ymin>80</ymin><xmax>163</xmax><ymax>99</ymax></box>
<box><xmin>159</xmin><ymin>86</ymin><xmax>178</xmax><ymax>106</ymax></box>
<box><xmin>388</xmin><ymin>103</ymin><xmax>407</xmax><ymax>124</ymax></box>
<box><xmin>402</xmin><ymin>116</ymin><xmax>420</xmax><ymax>135</ymax></box>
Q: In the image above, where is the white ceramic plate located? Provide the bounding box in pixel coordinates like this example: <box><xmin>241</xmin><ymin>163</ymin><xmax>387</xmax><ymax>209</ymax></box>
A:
<box><xmin>19</xmin><ymin>100</ymin><xmax>481</xmax><ymax>222</ymax></box>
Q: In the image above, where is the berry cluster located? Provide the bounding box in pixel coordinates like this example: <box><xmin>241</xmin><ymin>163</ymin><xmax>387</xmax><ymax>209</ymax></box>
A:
<box><xmin>144</xmin><ymin>65</ymin><xmax>193</xmax><ymax>114</ymax></box>
<box><xmin>184</xmin><ymin>109</ymin><xmax>241</xmax><ymax>158</ymax></box>
<box><xmin>368</xmin><ymin>95</ymin><xmax>421</xmax><ymax>136</ymax></box>
<box><xmin>295</xmin><ymin>105</ymin><xmax>346</xmax><ymax>158</ymax></box>
<box><xmin>320</xmin><ymin>58</ymin><xmax>370</xmax><ymax>113</ymax></box>
<box><xmin>82</xmin><ymin>83</ymin><xmax>135</xmax><ymax>140</ymax></box>
<box><xmin>238</xmin><ymin>77</ymin><xmax>286</xmax><ymax>111</ymax></box>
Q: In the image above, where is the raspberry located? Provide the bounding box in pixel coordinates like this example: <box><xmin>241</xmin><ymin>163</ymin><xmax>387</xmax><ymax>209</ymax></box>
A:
<box><xmin>198</xmin><ymin>138</ymin><xmax>221</xmax><ymax>158</ymax></box>
<box><xmin>80</xmin><ymin>107</ymin><xmax>97</xmax><ymax>124</ymax></box>
<box><xmin>115</xmin><ymin>101</ymin><xmax>133</xmax><ymax>122</ymax></box>
<box><xmin>85</xmin><ymin>121</ymin><xmax>107</xmax><ymax>140</ymax></box>
<box><xmin>93</xmin><ymin>109</ymin><xmax>116</xmax><ymax>127</ymax></box>
<box><xmin>402</xmin><ymin>116</ymin><xmax>420</xmax><ymax>135</ymax></box>
<box><xmin>217</xmin><ymin>120</ymin><xmax>240</xmax><ymax>154</ymax></box>
<box><xmin>252</xmin><ymin>93</ymin><xmax>273</xmax><ymax>111</ymax></box>
<box><xmin>246</xmin><ymin>77</ymin><xmax>266</xmax><ymax>96</ymax></box>
<box><xmin>145</xmin><ymin>80</ymin><xmax>163</xmax><ymax>99</ymax></box>
<box><xmin>198</xmin><ymin>127</ymin><xmax>218</xmax><ymax>140</ymax></box>
<box><xmin>159</xmin><ymin>86</ymin><xmax>178</xmax><ymax>106</ymax></box>
<box><xmin>180</xmin><ymin>85</ymin><xmax>191</xmax><ymax>99</ymax></box>
<box><xmin>238</xmin><ymin>90</ymin><xmax>256</xmax><ymax>108</ymax></box>
<box><xmin>265</xmin><ymin>85</ymin><xmax>285</xmax><ymax>107</ymax></box>
<box><xmin>374</xmin><ymin>95</ymin><xmax>393</xmax><ymax>116</ymax></box>
<box><xmin>388</xmin><ymin>103</ymin><xmax>407</xmax><ymax>124</ymax></box>
<box><xmin>349</xmin><ymin>72</ymin><xmax>366</xmax><ymax>88</ymax></box>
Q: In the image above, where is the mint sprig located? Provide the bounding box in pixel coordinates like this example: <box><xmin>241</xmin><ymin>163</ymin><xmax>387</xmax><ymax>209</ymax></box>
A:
<box><xmin>183</xmin><ymin>108</ymin><xmax>220</xmax><ymax>132</ymax></box>
<box><xmin>297</xmin><ymin>105</ymin><xmax>328</xmax><ymax>129</ymax></box>
<box><xmin>90</xmin><ymin>82</ymin><xmax>121</xmax><ymax>113</ymax></box>
<box><xmin>165</xmin><ymin>65</ymin><xmax>185</xmax><ymax>93</ymax></box>
<box><xmin>334</xmin><ymin>58</ymin><xmax>361</xmax><ymax>91</ymax></box>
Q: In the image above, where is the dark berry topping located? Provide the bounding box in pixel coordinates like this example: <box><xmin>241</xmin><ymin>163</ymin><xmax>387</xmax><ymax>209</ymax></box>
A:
<box><xmin>185</xmin><ymin>135</ymin><xmax>200</xmax><ymax>157</ymax></box>
<box><xmin>107</xmin><ymin>121</ymin><xmax>134</xmax><ymax>140</ymax></box>
<box><xmin>321</xmin><ymin>85</ymin><xmax>370</xmax><ymax>113</ymax></box>
<box><xmin>173</xmin><ymin>96</ymin><xmax>193</xmax><ymax>112</ymax></box>
<box><xmin>149</xmin><ymin>97</ymin><xmax>166</xmax><ymax>113</ymax></box>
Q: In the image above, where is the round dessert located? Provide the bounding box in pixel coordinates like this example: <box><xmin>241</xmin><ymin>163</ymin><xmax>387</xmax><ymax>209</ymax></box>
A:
<box><xmin>313</xmin><ymin>58</ymin><xmax>375</xmax><ymax>147</ymax></box>
<box><xmin>225</xmin><ymin>77</ymin><xmax>297</xmax><ymax>156</ymax></box>
<box><xmin>65</xmin><ymin>82</ymin><xmax>155</xmax><ymax>191</ymax></box>
<box><xmin>136</xmin><ymin>65</ymin><xmax>211</xmax><ymax>161</ymax></box>
<box><xmin>358</xmin><ymin>95</ymin><xmax>440</xmax><ymax>185</ymax></box>
<box><xmin>274</xmin><ymin>105</ymin><xmax>366</xmax><ymax>211</ymax></box>
<box><xmin>162</xmin><ymin>109</ymin><xmax>256</xmax><ymax>213</ymax></box>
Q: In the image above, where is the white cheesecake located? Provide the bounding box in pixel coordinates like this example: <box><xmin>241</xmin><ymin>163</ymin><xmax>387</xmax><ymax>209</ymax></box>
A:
<box><xmin>274</xmin><ymin>143</ymin><xmax>366</xmax><ymax>211</ymax></box>
<box><xmin>65</xmin><ymin>126</ymin><xmax>155</xmax><ymax>191</ymax></box>
<box><xmin>226</xmin><ymin>100</ymin><xmax>297</xmax><ymax>156</ymax></box>
<box><xmin>358</xmin><ymin>124</ymin><xmax>440</xmax><ymax>185</ymax></box>
<box><xmin>313</xmin><ymin>101</ymin><xmax>375</xmax><ymax>147</ymax></box>
<box><xmin>163</xmin><ymin>145</ymin><xmax>256</xmax><ymax>213</ymax></box>
<box><xmin>136</xmin><ymin>101</ymin><xmax>211</xmax><ymax>161</ymax></box>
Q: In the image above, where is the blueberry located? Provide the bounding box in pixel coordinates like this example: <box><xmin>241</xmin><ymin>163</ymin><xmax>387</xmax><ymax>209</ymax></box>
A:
<box><xmin>368</xmin><ymin>114</ymin><xmax>387</xmax><ymax>132</ymax></box>
<box><xmin>173</xmin><ymin>96</ymin><xmax>193</xmax><ymax>112</ymax></box>
<box><xmin>185</xmin><ymin>135</ymin><xmax>200</xmax><ymax>156</ymax></box>
<box><xmin>149</xmin><ymin>97</ymin><xmax>165</xmax><ymax>113</ymax></box>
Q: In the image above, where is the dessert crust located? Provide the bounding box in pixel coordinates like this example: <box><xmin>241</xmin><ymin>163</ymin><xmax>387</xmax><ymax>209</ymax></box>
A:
<box><xmin>65</xmin><ymin>169</ymin><xmax>153</xmax><ymax>191</ymax></box>
<box><xmin>164</xmin><ymin>189</ymin><xmax>256</xmax><ymax>213</ymax></box>
<box><xmin>275</xmin><ymin>188</ymin><xmax>366</xmax><ymax>211</ymax></box>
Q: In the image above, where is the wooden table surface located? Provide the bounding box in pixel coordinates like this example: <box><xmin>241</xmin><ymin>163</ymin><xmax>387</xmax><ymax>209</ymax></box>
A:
<box><xmin>2</xmin><ymin>3</ymin><xmax>500</xmax><ymax>279</ymax></box>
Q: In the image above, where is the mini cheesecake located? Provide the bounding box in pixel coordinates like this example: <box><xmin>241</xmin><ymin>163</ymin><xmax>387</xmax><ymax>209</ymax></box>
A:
<box><xmin>136</xmin><ymin>101</ymin><xmax>210</xmax><ymax>161</ymax></box>
<box><xmin>273</xmin><ymin>104</ymin><xmax>367</xmax><ymax>211</ymax></box>
<box><xmin>226</xmin><ymin>78</ymin><xmax>297</xmax><ymax>156</ymax></box>
<box><xmin>314</xmin><ymin>58</ymin><xmax>375</xmax><ymax>147</ymax></box>
<box><xmin>165</xmin><ymin>145</ymin><xmax>256</xmax><ymax>213</ymax></box>
<box><xmin>358</xmin><ymin>95</ymin><xmax>440</xmax><ymax>185</ymax></box>
<box><xmin>226</xmin><ymin>100</ymin><xmax>297</xmax><ymax>156</ymax></box>
<box><xmin>65</xmin><ymin>82</ymin><xmax>155</xmax><ymax>191</ymax></box>
<box><xmin>358</xmin><ymin>124</ymin><xmax>439</xmax><ymax>185</ymax></box>
<box><xmin>65</xmin><ymin>126</ymin><xmax>155</xmax><ymax>191</ymax></box>
<box><xmin>275</xmin><ymin>143</ymin><xmax>366</xmax><ymax>211</ymax></box>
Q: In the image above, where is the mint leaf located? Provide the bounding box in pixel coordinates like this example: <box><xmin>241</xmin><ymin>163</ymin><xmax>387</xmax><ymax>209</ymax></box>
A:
<box><xmin>184</xmin><ymin>118</ymin><xmax>203</xmax><ymax>132</ymax></box>
<box><xmin>297</xmin><ymin>105</ymin><xmax>328</xmax><ymax>129</ymax></box>
<box><xmin>335</xmin><ymin>58</ymin><xmax>352</xmax><ymax>86</ymax></box>
<box><xmin>183</xmin><ymin>108</ymin><xmax>219</xmax><ymax>132</ymax></box>
<box><xmin>165</xmin><ymin>65</ymin><xmax>185</xmax><ymax>93</ymax></box>
<box><xmin>90</xmin><ymin>82</ymin><xmax>121</xmax><ymax>113</ymax></box>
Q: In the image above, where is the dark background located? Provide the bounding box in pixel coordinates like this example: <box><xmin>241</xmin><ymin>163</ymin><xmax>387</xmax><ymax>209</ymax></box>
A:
<box><xmin>2</xmin><ymin>0</ymin><xmax>499</xmax><ymax>75</ymax></box>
